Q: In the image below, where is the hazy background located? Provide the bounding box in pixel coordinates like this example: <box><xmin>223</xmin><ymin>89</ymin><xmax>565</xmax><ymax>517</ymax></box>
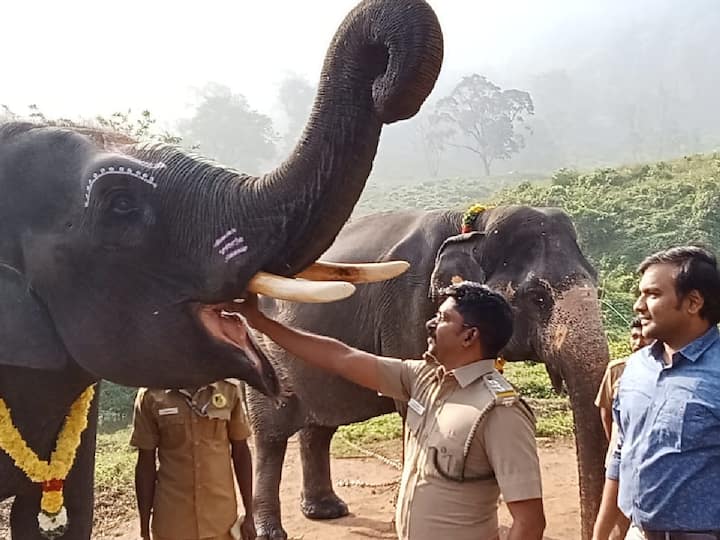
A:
<box><xmin>3</xmin><ymin>0</ymin><xmax>719</xmax><ymax>183</ymax></box>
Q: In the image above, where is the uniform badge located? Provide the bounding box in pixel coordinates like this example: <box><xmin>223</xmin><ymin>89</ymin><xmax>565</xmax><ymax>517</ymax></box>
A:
<box><xmin>212</xmin><ymin>393</ymin><xmax>227</xmax><ymax>408</ymax></box>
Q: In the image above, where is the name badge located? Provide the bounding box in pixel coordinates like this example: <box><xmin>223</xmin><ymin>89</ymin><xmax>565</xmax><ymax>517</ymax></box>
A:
<box><xmin>158</xmin><ymin>407</ymin><xmax>179</xmax><ymax>416</ymax></box>
<box><xmin>408</xmin><ymin>398</ymin><xmax>425</xmax><ymax>416</ymax></box>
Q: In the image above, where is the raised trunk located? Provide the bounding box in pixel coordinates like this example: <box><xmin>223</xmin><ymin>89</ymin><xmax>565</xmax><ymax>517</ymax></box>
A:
<box><xmin>542</xmin><ymin>285</ymin><xmax>609</xmax><ymax>540</ymax></box>
<box><xmin>256</xmin><ymin>0</ymin><xmax>443</xmax><ymax>275</ymax></box>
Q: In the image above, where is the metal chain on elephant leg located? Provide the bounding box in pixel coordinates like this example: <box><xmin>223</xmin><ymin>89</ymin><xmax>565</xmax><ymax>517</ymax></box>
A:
<box><xmin>334</xmin><ymin>437</ymin><xmax>402</xmax><ymax>489</ymax></box>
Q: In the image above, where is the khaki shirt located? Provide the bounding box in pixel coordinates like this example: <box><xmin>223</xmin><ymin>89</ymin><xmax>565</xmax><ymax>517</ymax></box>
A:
<box><xmin>130</xmin><ymin>380</ymin><xmax>251</xmax><ymax>540</ymax></box>
<box><xmin>594</xmin><ymin>357</ymin><xmax>627</xmax><ymax>467</ymax></box>
<box><xmin>376</xmin><ymin>358</ymin><xmax>542</xmax><ymax>540</ymax></box>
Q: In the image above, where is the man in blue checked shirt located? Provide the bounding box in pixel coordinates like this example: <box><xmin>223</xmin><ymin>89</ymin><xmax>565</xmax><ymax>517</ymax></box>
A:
<box><xmin>593</xmin><ymin>246</ymin><xmax>720</xmax><ymax>540</ymax></box>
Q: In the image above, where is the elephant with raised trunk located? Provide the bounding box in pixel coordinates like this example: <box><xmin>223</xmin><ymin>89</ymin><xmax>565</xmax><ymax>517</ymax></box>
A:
<box><xmin>0</xmin><ymin>1</ymin><xmax>443</xmax><ymax>537</ymax></box>
<box><xmin>247</xmin><ymin>205</ymin><xmax>609</xmax><ymax>540</ymax></box>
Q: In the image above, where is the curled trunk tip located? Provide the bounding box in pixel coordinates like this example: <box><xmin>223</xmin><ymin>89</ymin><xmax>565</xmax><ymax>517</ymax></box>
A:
<box><xmin>364</xmin><ymin>0</ymin><xmax>445</xmax><ymax>123</ymax></box>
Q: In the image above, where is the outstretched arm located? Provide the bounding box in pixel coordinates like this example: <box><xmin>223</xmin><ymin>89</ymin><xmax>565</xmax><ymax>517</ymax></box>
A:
<box><xmin>235</xmin><ymin>294</ymin><xmax>390</xmax><ymax>392</ymax></box>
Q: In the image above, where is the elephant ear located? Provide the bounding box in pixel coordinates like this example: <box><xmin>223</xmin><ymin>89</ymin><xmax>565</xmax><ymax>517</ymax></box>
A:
<box><xmin>0</xmin><ymin>265</ymin><xmax>68</xmax><ymax>370</ymax></box>
<box><xmin>429</xmin><ymin>231</ymin><xmax>487</xmax><ymax>299</ymax></box>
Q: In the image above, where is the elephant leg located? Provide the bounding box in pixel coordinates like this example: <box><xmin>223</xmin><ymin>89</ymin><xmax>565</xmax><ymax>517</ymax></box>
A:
<box><xmin>253</xmin><ymin>436</ymin><xmax>289</xmax><ymax>540</ymax></box>
<box><xmin>299</xmin><ymin>425</ymin><xmax>349</xmax><ymax>520</ymax></box>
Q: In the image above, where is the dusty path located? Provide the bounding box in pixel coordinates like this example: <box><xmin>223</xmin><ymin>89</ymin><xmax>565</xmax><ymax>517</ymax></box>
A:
<box><xmin>103</xmin><ymin>437</ymin><xmax>580</xmax><ymax>540</ymax></box>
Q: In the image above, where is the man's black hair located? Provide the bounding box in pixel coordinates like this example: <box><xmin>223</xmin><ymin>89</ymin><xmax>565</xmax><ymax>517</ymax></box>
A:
<box><xmin>638</xmin><ymin>245</ymin><xmax>720</xmax><ymax>325</ymax></box>
<box><xmin>630</xmin><ymin>317</ymin><xmax>642</xmax><ymax>330</ymax></box>
<box><xmin>438</xmin><ymin>281</ymin><xmax>514</xmax><ymax>357</ymax></box>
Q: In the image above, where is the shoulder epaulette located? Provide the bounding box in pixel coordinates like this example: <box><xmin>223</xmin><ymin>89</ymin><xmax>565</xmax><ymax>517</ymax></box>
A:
<box><xmin>482</xmin><ymin>371</ymin><xmax>519</xmax><ymax>407</ymax></box>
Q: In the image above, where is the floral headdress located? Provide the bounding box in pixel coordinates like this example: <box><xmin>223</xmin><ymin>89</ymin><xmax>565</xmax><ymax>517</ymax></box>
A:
<box><xmin>461</xmin><ymin>203</ymin><xmax>488</xmax><ymax>233</ymax></box>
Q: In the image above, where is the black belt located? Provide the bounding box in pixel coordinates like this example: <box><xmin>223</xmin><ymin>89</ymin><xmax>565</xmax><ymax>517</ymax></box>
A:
<box><xmin>645</xmin><ymin>531</ymin><xmax>720</xmax><ymax>540</ymax></box>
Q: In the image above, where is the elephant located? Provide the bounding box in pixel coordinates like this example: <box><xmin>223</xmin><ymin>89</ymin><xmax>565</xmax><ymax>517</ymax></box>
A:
<box><xmin>0</xmin><ymin>1</ymin><xmax>443</xmax><ymax>538</ymax></box>
<box><xmin>246</xmin><ymin>205</ymin><xmax>610</xmax><ymax>540</ymax></box>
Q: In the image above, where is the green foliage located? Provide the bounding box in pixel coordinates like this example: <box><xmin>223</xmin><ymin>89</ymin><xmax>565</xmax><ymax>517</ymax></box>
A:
<box><xmin>99</xmin><ymin>383</ymin><xmax>135</xmax><ymax>425</ymax></box>
<box><xmin>535</xmin><ymin>407</ymin><xmax>574</xmax><ymax>438</ymax></box>
<box><xmin>337</xmin><ymin>413</ymin><xmax>403</xmax><ymax>444</ymax></box>
<box><xmin>503</xmin><ymin>362</ymin><xmax>557</xmax><ymax>399</ymax></box>
<box><xmin>94</xmin><ymin>427</ymin><xmax>135</xmax><ymax>490</ymax></box>
<box><xmin>491</xmin><ymin>154</ymin><xmax>720</xmax><ymax>270</ymax></box>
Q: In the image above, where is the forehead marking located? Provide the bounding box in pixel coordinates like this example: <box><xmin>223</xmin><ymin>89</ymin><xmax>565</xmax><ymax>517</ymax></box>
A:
<box><xmin>84</xmin><ymin>161</ymin><xmax>166</xmax><ymax>207</ymax></box>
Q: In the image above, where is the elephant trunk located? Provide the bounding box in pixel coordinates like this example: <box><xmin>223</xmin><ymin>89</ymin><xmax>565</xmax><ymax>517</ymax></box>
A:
<box><xmin>541</xmin><ymin>284</ymin><xmax>609</xmax><ymax>540</ymax></box>
<box><xmin>255</xmin><ymin>0</ymin><xmax>443</xmax><ymax>276</ymax></box>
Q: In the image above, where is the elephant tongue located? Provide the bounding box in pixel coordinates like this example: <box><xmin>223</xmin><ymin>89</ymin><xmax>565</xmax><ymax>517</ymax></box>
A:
<box><xmin>197</xmin><ymin>306</ymin><xmax>264</xmax><ymax>373</ymax></box>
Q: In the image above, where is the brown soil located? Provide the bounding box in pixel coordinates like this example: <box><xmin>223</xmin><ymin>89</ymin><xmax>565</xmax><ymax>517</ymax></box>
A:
<box><xmin>96</xmin><ymin>437</ymin><xmax>580</xmax><ymax>540</ymax></box>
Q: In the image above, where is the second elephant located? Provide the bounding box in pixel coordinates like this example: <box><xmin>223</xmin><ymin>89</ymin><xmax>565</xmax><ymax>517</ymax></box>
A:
<box><xmin>247</xmin><ymin>206</ymin><xmax>609</xmax><ymax>540</ymax></box>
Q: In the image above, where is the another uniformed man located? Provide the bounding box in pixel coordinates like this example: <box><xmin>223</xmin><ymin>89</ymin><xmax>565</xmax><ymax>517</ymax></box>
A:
<box><xmin>594</xmin><ymin>317</ymin><xmax>650</xmax><ymax>540</ymax></box>
<box><xmin>130</xmin><ymin>380</ymin><xmax>256</xmax><ymax>540</ymax></box>
<box><xmin>233</xmin><ymin>281</ymin><xmax>545</xmax><ymax>540</ymax></box>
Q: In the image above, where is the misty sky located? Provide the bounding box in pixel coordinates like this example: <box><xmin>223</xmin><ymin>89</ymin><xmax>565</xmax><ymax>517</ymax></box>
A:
<box><xmin>2</xmin><ymin>0</ymin><xmax>628</xmax><ymax>124</ymax></box>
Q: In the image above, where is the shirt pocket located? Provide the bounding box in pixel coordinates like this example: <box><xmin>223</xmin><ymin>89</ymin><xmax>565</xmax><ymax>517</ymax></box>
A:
<box><xmin>681</xmin><ymin>400</ymin><xmax>720</xmax><ymax>451</ymax></box>
<box><xmin>157</xmin><ymin>414</ymin><xmax>186</xmax><ymax>449</ymax></box>
<box><xmin>647</xmin><ymin>400</ymin><xmax>685</xmax><ymax>451</ymax></box>
<box><xmin>427</xmin><ymin>439</ymin><xmax>465</xmax><ymax>481</ymax></box>
<box><xmin>197</xmin><ymin>417</ymin><xmax>229</xmax><ymax>442</ymax></box>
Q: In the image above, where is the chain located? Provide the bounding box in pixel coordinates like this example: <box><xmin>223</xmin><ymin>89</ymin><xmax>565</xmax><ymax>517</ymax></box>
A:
<box><xmin>334</xmin><ymin>437</ymin><xmax>402</xmax><ymax>489</ymax></box>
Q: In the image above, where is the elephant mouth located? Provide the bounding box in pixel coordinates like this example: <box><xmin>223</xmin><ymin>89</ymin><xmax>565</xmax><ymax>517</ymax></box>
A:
<box><xmin>195</xmin><ymin>260</ymin><xmax>412</xmax><ymax>396</ymax></box>
<box><xmin>196</xmin><ymin>304</ymin><xmax>281</xmax><ymax>396</ymax></box>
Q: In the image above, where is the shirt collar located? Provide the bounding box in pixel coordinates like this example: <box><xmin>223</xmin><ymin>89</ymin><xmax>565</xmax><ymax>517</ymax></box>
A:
<box><xmin>450</xmin><ymin>359</ymin><xmax>497</xmax><ymax>388</ymax></box>
<box><xmin>166</xmin><ymin>380</ymin><xmax>225</xmax><ymax>396</ymax></box>
<box><xmin>648</xmin><ymin>325</ymin><xmax>719</xmax><ymax>365</ymax></box>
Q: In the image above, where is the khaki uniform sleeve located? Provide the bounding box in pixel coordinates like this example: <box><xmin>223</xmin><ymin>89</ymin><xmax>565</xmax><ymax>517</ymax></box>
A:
<box><xmin>482</xmin><ymin>404</ymin><xmax>543</xmax><ymax>503</ymax></box>
<box><xmin>228</xmin><ymin>387</ymin><xmax>252</xmax><ymax>441</ymax></box>
<box><xmin>594</xmin><ymin>365</ymin><xmax>614</xmax><ymax>409</ymax></box>
<box><xmin>129</xmin><ymin>388</ymin><xmax>159</xmax><ymax>450</ymax></box>
<box><xmin>374</xmin><ymin>358</ymin><xmax>425</xmax><ymax>402</ymax></box>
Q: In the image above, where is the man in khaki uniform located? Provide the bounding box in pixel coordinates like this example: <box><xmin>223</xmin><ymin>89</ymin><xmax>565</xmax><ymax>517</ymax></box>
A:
<box><xmin>594</xmin><ymin>317</ymin><xmax>650</xmax><ymax>540</ymax></box>
<box><xmin>131</xmin><ymin>380</ymin><xmax>256</xmax><ymax>540</ymax></box>
<box><xmin>233</xmin><ymin>281</ymin><xmax>545</xmax><ymax>540</ymax></box>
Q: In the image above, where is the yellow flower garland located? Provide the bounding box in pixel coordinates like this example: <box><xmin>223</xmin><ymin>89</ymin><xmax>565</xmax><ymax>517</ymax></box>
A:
<box><xmin>461</xmin><ymin>203</ymin><xmax>491</xmax><ymax>233</ymax></box>
<box><xmin>0</xmin><ymin>384</ymin><xmax>95</xmax><ymax>532</ymax></box>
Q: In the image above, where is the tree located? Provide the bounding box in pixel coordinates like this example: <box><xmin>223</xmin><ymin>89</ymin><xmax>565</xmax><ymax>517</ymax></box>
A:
<box><xmin>277</xmin><ymin>74</ymin><xmax>315</xmax><ymax>151</ymax></box>
<box><xmin>179</xmin><ymin>83</ymin><xmax>278</xmax><ymax>174</ymax></box>
<box><xmin>430</xmin><ymin>74</ymin><xmax>534</xmax><ymax>175</ymax></box>
<box><xmin>414</xmin><ymin>114</ymin><xmax>442</xmax><ymax>178</ymax></box>
<box><xmin>0</xmin><ymin>104</ymin><xmax>180</xmax><ymax>144</ymax></box>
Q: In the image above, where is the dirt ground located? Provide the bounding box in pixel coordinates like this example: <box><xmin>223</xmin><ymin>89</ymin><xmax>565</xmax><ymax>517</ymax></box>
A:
<box><xmin>99</xmin><ymin>437</ymin><xmax>580</xmax><ymax>540</ymax></box>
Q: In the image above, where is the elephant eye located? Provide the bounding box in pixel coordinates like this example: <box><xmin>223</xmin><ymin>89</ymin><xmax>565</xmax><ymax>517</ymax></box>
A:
<box><xmin>109</xmin><ymin>193</ymin><xmax>138</xmax><ymax>216</ymax></box>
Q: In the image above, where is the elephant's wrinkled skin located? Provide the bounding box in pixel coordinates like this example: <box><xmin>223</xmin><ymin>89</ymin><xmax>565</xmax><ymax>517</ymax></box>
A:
<box><xmin>248</xmin><ymin>206</ymin><xmax>609</xmax><ymax>540</ymax></box>
<box><xmin>0</xmin><ymin>1</ymin><xmax>443</xmax><ymax>537</ymax></box>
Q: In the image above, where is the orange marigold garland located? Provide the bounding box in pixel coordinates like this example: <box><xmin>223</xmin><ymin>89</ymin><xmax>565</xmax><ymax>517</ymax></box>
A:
<box><xmin>461</xmin><ymin>203</ymin><xmax>488</xmax><ymax>233</ymax></box>
<box><xmin>0</xmin><ymin>385</ymin><xmax>96</xmax><ymax>538</ymax></box>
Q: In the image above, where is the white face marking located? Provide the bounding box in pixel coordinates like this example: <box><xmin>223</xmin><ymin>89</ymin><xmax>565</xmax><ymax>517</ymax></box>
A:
<box><xmin>83</xmin><ymin>161</ymin><xmax>166</xmax><ymax>207</ymax></box>
<box><xmin>214</xmin><ymin>229</ymin><xmax>248</xmax><ymax>262</ymax></box>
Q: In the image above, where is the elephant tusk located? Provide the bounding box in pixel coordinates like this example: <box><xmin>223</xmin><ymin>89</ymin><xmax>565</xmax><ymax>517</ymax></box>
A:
<box><xmin>247</xmin><ymin>272</ymin><xmax>356</xmax><ymax>303</ymax></box>
<box><xmin>294</xmin><ymin>260</ymin><xmax>410</xmax><ymax>283</ymax></box>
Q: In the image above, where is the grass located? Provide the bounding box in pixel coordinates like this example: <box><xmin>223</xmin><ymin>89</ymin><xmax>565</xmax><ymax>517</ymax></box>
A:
<box><xmin>94</xmin><ymin>426</ymin><xmax>135</xmax><ymax>490</ymax></box>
